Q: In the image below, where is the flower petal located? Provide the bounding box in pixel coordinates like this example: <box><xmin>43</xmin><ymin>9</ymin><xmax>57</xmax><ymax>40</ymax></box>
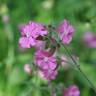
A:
<box><xmin>19</xmin><ymin>37</ymin><xmax>30</xmax><ymax>48</ymax></box>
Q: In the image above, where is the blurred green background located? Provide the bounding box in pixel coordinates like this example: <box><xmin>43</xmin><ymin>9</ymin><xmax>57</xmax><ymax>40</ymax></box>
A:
<box><xmin>0</xmin><ymin>0</ymin><xmax>96</xmax><ymax>96</ymax></box>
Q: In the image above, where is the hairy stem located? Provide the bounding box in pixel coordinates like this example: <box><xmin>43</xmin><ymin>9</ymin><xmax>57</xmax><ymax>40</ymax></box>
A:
<box><xmin>63</xmin><ymin>45</ymin><xmax>96</xmax><ymax>94</ymax></box>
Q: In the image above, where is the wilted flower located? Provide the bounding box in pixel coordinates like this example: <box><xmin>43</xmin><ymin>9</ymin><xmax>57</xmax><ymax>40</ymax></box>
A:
<box><xmin>64</xmin><ymin>85</ymin><xmax>80</xmax><ymax>96</ymax></box>
<box><xmin>57</xmin><ymin>19</ymin><xmax>75</xmax><ymax>44</ymax></box>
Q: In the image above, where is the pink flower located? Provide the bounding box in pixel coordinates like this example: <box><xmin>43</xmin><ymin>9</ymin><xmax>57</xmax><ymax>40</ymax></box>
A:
<box><xmin>34</xmin><ymin>50</ymin><xmax>57</xmax><ymax>70</ymax></box>
<box><xmin>83</xmin><ymin>32</ymin><xmax>96</xmax><ymax>48</ymax></box>
<box><xmin>64</xmin><ymin>85</ymin><xmax>80</xmax><ymax>96</ymax></box>
<box><xmin>24</xmin><ymin>64</ymin><xmax>32</xmax><ymax>74</ymax></box>
<box><xmin>19</xmin><ymin>21</ymin><xmax>48</xmax><ymax>48</ymax></box>
<box><xmin>34</xmin><ymin>49</ymin><xmax>58</xmax><ymax>81</ymax></box>
<box><xmin>41</xmin><ymin>69</ymin><xmax>58</xmax><ymax>81</ymax></box>
<box><xmin>57</xmin><ymin>20</ymin><xmax>75</xmax><ymax>44</ymax></box>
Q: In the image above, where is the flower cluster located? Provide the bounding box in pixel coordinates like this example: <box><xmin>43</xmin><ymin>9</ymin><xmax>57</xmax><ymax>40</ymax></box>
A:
<box><xmin>19</xmin><ymin>20</ymin><xmax>81</xmax><ymax>95</ymax></box>
<box><xmin>19</xmin><ymin>20</ymin><xmax>75</xmax><ymax>81</ymax></box>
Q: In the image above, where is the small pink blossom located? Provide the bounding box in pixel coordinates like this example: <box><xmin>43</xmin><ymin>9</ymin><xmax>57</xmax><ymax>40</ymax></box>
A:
<box><xmin>24</xmin><ymin>64</ymin><xmax>32</xmax><ymax>74</ymax></box>
<box><xmin>64</xmin><ymin>85</ymin><xmax>80</xmax><ymax>96</ymax></box>
<box><xmin>34</xmin><ymin>50</ymin><xmax>57</xmax><ymax>70</ymax></box>
<box><xmin>34</xmin><ymin>50</ymin><xmax>58</xmax><ymax>81</ymax></box>
<box><xmin>83</xmin><ymin>32</ymin><xmax>96</xmax><ymax>48</ymax></box>
<box><xmin>57</xmin><ymin>19</ymin><xmax>75</xmax><ymax>44</ymax></box>
<box><xmin>19</xmin><ymin>21</ymin><xmax>48</xmax><ymax>48</ymax></box>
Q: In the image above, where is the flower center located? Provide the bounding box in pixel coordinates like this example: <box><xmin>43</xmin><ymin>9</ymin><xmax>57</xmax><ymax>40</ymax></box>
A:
<box><xmin>26</xmin><ymin>32</ymin><xmax>30</xmax><ymax>38</ymax></box>
<box><xmin>64</xmin><ymin>29</ymin><xmax>68</xmax><ymax>35</ymax></box>
<box><xmin>44</xmin><ymin>57</ymin><xmax>48</xmax><ymax>62</ymax></box>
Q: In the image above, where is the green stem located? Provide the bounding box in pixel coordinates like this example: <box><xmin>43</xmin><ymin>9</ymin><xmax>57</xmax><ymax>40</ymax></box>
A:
<box><xmin>63</xmin><ymin>45</ymin><xmax>96</xmax><ymax>94</ymax></box>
